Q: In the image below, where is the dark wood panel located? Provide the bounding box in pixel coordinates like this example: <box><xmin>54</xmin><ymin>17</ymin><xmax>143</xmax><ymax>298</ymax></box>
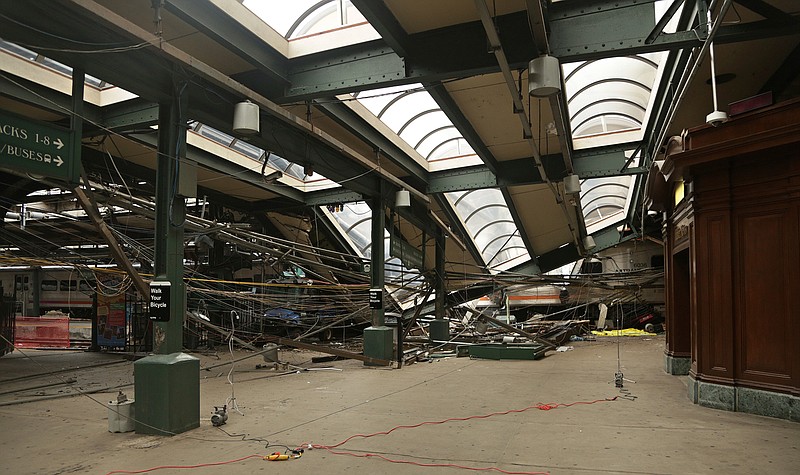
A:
<box><xmin>735</xmin><ymin>207</ymin><xmax>792</xmax><ymax>381</ymax></box>
<box><xmin>696</xmin><ymin>212</ymin><xmax>734</xmax><ymax>380</ymax></box>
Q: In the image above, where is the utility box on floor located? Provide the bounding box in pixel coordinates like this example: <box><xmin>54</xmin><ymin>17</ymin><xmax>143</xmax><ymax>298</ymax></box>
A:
<box><xmin>134</xmin><ymin>352</ymin><xmax>199</xmax><ymax>435</ymax></box>
<box><xmin>108</xmin><ymin>398</ymin><xmax>135</xmax><ymax>433</ymax></box>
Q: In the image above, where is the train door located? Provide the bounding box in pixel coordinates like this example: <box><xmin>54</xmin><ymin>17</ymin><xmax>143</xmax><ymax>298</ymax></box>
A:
<box><xmin>14</xmin><ymin>274</ymin><xmax>31</xmax><ymax>317</ymax></box>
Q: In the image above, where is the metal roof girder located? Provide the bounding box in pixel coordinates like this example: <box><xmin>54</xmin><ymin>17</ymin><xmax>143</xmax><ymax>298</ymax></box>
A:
<box><xmin>427</xmin><ymin>166</ymin><xmax>498</xmax><ymax>194</ymax></box>
<box><xmin>350</xmin><ymin>0</ymin><xmax>411</xmax><ymax>57</ymax></box>
<box><xmin>164</xmin><ymin>0</ymin><xmax>289</xmax><ymax>87</ymax></box>
<box><xmin>127</xmin><ymin>131</ymin><xmax>306</xmax><ymax>203</ymax></box>
<box><xmin>99</xmin><ymin>99</ymin><xmax>160</xmax><ymax>133</ymax></box>
<box><xmin>313</xmin><ymin>98</ymin><xmax>428</xmax><ymax>185</ymax></box>
<box><xmin>548</xmin><ymin>0</ymin><xmax>659</xmax><ymax>62</ymax></box>
<box><xmin>304</xmin><ymin>188</ymin><xmax>365</xmax><ymax>207</ymax></box>
<box><xmin>287</xmin><ymin>43</ymin><xmax>407</xmax><ymax>100</ymax></box>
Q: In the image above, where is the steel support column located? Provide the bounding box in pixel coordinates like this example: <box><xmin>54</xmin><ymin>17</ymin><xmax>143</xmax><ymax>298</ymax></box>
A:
<box><xmin>153</xmin><ymin>89</ymin><xmax>187</xmax><ymax>355</ymax></box>
<box><xmin>135</xmin><ymin>80</ymin><xmax>199</xmax><ymax>436</ymax></box>
<box><xmin>363</xmin><ymin>192</ymin><xmax>393</xmax><ymax>364</ymax></box>
<box><xmin>429</xmin><ymin>228</ymin><xmax>449</xmax><ymax>341</ymax></box>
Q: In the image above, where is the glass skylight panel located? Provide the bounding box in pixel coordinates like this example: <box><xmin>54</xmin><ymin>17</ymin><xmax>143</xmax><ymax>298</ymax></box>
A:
<box><xmin>564</xmin><ymin>54</ymin><xmax>661</xmax><ymax>139</ymax></box>
<box><xmin>326</xmin><ymin>203</ymin><xmax>422</xmax><ymax>283</ymax></box>
<box><xmin>196</xmin><ymin>123</ymin><xmax>235</xmax><ymax>146</ymax></box>
<box><xmin>1</xmin><ymin>39</ymin><xmax>113</xmax><ymax>89</ymax></box>
<box><xmin>242</xmin><ymin>0</ymin><xmax>371</xmax><ymax>39</ymax></box>
<box><xmin>231</xmin><ymin>139</ymin><xmax>264</xmax><ymax>160</ymax></box>
<box><xmin>446</xmin><ymin>189</ymin><xmax>530</xmax><ymax>271</ymax></box>
<box><xmin>356</xmin><ymin>84</ymin><xmax>480</xmax><ymax>169</ymax></box>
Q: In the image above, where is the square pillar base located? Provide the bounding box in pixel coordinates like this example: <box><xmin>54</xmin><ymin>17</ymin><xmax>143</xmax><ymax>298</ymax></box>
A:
<box><xmin>363</xmin><ymin>326</ymin><xmax>393</xmax><ymax>365</ymax></box>
<box><xmin>134</xmin><ymin>352</ymin><xmax>199</xmax><ymax>435</ymax></box>
<box><xmin>429</xmin><ymin>319</ymin><xmax>450</xmax><ymax>342</ymax></box>
<box><xmin>664</xmin><ymin>353</ymin><xmax>691</xmax><ymax>375</ymax></box>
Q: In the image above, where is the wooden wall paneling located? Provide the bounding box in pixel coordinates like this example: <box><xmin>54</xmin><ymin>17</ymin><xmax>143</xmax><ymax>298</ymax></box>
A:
<box><xmin>733</xmin><ymin>203</ymin><xmax>794</xmax><ymax>390</ymax></box>
<box><xmin>695</xmin><ymin>211</ymin><xmax>734</xmax><ymax>382</ymax></box>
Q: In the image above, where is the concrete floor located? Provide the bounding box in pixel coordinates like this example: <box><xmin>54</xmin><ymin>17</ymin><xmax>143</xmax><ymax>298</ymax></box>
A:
<box><xmin>0</xmin><ymin>336</ymin><xmax>798</xmax><ymax>475</ymax></box>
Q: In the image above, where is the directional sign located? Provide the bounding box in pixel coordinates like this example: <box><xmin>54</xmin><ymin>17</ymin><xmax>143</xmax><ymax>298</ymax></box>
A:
<box><xmin>390</xmin><ymin>233</ymin><xmax>424</xmax><ymax>270</ymax></box>
<box><xmin>0</xmin><ymin>110</ymin><xmax>78</xmax><ymax>182</ymax></box>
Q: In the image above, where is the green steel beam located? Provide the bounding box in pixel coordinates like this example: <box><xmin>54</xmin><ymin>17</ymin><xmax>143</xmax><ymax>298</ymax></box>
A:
<box><xmin>427</xmin><ymin>146</ymin><xmax>646</xmax><ymax>193</ymax></box>
<box><xmin>590</xmin><ymin>225</ymin><xmax>633</xmax><ymax>254</ymax></box>
<box><xmin>287</xmin><ymin>42</ymin><xmax>408</xmax><ymax>100</ymax></box>
<box><xmin>279</xmin><ymin>2</ymin><xmax>798</xmax><ymax>101</ymax></box>
<box><xmin>127</xmin><ymin>131</ymin><xmax>305</xmax><ymax>203</ymax></box>
<box><xmin>427</xmin><ymin>166</ymin><xmax>498</xmax><ymax>193</ymax></box>
<box><xmin>185</xmin><ymin>95</ymin><xmax>383</xmax><ymax>200</ymax></box>
<box><xmin>164</xmin><ymin>0</ymin><xmax>289</xmax><ymax>93</ymax></box>
<box><xmin>572</xmin><ymin>143</ymin><xmax>647</xmax><ymax>178</ymax></box>
<box><xmin>350</xmin><ymin>0</ymin><xmax>410</xmax><ymax>57</ymax></box>
<box><xmin>282</xmin><ymin>12</ymin><xmax>535</xmax><ymax>102</ymax></box>
<box><xmin>304</xmin><ymin>188</ymin><xmax>365</xmax><ymax>206</ymax></box>
<box><xmin>314</xmin><ymin>98</ymin><xmax>428</xmax><ymax>185</ymax></box>
<box><xmin>99</xmin><ymin>99</ymin><xmax>160</xmax><ymax>133</ymax></box>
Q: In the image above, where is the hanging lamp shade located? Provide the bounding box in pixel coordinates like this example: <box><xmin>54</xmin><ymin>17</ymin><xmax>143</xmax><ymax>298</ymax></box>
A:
<box><xmin>563</xmin><ymin>174</ymin><xmax>581</xmax><ymax>195</ymax></box>
<box><xmin>583</xmin><ymin>235</ymin><xmax>596</xmax><ymax>252</ymax></box>
<box><xmin>395</xmin><ymin>189</ymin><xmax>411</xmax><ymax>207</ymax></box>
<box><xmin>233</xmin><ymin>100</ymin><xmax>260</xmax><ymax>135</ymax></box>
<box><xmin>528</xmin><ymin>55</ymin><xmax>562</xmax><ymax>97</ymax></box>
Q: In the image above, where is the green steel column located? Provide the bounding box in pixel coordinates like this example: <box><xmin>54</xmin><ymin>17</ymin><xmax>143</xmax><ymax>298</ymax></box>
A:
<box><xmin>371</xmin><ymin>194</ymin><xmax>385</xmax><ymax>327</ymax></box>
<box><xmin>429</xmin><ymin>229</ymin><xmax>449</xmax><ymax>341</ymax></box>
<box><xmin>363</xmin><ymin>193</ymin><xmax>393</xmax><ymax>364</ymax></box>
<box><xmin>135</xmin><ymin>81</ymin><xmax>198</xmax><ymax>436</ymax></box>
<box><xmin>153</xmin><ymin>90</ymin><xmax>187</xmax><ymax>354</ymax></box>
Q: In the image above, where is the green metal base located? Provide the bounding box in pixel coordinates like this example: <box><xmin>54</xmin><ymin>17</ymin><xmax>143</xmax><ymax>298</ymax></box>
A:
<box><xmin>466</xmin><ymin>343</ymin><xmax>548</xmax><ymax>360</ymax></box>
<box><xmin>134</xmin><ymin>352</ymin><xmax>200</xmax><ymax>435</ymax></box>
<box><xmin>363</xmin><ymin>326</ymin><xmax>393</xmax><ymax>365</ymax></box>
<box><xmin>429</xmin><ymin>319</ymin><xmax>450</xmax><ymax>342</ymax></box>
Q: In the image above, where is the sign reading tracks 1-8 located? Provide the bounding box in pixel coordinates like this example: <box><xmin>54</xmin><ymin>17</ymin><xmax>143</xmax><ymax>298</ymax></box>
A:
<box><xmin>0</xmin><ymin>110</ymin><xmax>78</xmax><ymax>183</ymax></box>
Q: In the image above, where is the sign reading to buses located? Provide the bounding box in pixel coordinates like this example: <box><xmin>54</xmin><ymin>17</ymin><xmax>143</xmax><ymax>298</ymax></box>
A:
<box><xmin>0</xmin><ymin>111</ymin><xmax>77</xmax><ymax>182</ymax></box>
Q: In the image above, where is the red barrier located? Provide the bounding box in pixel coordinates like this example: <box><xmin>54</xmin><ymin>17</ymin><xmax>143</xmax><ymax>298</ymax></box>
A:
<box><xmin>14</xmin><ymin>316</ymin><xmax>70</xmax><ymax>349</ymax></box>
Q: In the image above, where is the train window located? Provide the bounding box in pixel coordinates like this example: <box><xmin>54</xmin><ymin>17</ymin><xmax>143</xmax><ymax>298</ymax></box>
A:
<box><xmin>60</xmin><ymin>280</ymin><xmax>78</xmax><ymax>291</ymax></box>
<box><xmin>580</xmin><ymin>261</ymin><xmax>603</xmax><ymax>274</ymax></box>
<box><xmin>78</xmin><ymin>280</ymin><xmax>96</xmax><ymax>292</ymax></box>
<box><xmin>651</xmin><ymin>255</ymin><xmax>665</xmax><ymax>268</ymax></box>
<box><xmin>41</xmin><ymin>279</ymin><xmax>58</xmax><ymax>291</ymax></box>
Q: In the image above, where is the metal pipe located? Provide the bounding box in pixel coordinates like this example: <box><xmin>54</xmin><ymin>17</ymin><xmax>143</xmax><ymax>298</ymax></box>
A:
<box><xmin>652</xmin><ymin>0</ymin><xmax>733</xmax><ymax>155</ymax></box>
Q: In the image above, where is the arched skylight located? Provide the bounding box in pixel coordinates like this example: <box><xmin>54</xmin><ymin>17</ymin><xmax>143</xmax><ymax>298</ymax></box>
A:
<box><xmin>446</xmin><ymin>189</ymin><xmax>529</xmax><ymax>272</ymax></box>
<box><xmin>243</xmin><ymin>0</ymin><xmax>372</xmax><ymax>40</ymax></box>
<box><xmin>563</xmin><ymin>54</ymin><xmax>661</xmax><ymax>138</ymax></box>
<box><xmin>355</xmin><ymin>84</ymin><xmax>482</xmax><ymax>170</ymax></box>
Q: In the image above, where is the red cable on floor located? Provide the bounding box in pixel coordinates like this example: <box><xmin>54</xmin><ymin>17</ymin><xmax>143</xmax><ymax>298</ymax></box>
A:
<box><xmin>103</xmin><ymin>397</ymin><xmax>619</xmax><ymax>475</ymax></box>
<box><xmin>313</xmin><ymin>396</ymin><xmax>618</xmax><ymax>449</ymax></box>
<box><xmin>308</xmin><ymin>396</ymin><xmax>619</xmax><ymax>474</ymax></box>
<box><xmin>103</xmin><ymin>454</ymin><xmax>265</xmax><ymax>474</ymax></box>
<box><xmin>322</xmin><ymin>448</ymin><xmax>550</xmax><ymax>474</ymax></box>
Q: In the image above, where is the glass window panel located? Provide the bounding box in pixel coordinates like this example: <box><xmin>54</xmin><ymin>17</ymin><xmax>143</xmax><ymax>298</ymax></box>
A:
<box><xmin>446</xmin><ymin>189</ymin><xmax>530</xmax><ymax>270</ymax></box>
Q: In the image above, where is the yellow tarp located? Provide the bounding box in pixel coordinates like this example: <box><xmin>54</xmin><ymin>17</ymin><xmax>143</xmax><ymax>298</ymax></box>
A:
<box><xmin>592</xmin><ymin>328</ymin><xmax>657</xmax><ymax>337</ymax></box>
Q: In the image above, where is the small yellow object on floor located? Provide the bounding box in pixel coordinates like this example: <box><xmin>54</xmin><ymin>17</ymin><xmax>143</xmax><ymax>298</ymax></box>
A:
<box><xmin>591</xmin><ymin>328</ymin><xmax>657</xmax><ymax>337</ymax></box>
